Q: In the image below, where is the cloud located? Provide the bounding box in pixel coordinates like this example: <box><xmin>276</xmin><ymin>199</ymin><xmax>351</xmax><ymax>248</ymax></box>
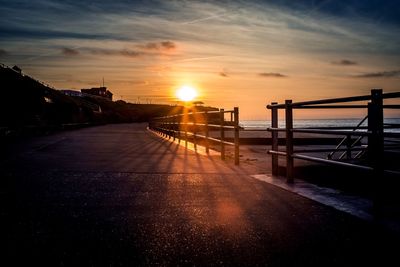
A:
<box><xmin>161</xmin><ymin>41</ymin><xmax>175</xmax><ymax>50</ymax></box>
<box><xmin>143</xmin><ymin>43</ymin><xmax>158</xmax><ymax>50</ymax></box>
<box><xmin>88</xmin><ymin>48</ymin><xmax>142</xmax><ymax>58</ymax></box>
<box><xmin>0</xmin><ymin>26</ymin><xmax>131</xmax><ymax>41</ymax></box>
<box><xmin>181</xmin><ymin>12</ymin><xmax>227</xmax><ymax>25</ymax></box>
<box><xmin>176</xmin><ymin>56</ymin><xmax>226</xmax><ymax>62</ymax></box>
<box><xmin>0</xmin><ymin>48</ymin><xmax>7</xmax><ymax>56</ymax></box>
<box><xmin>88</xmin><ymin>48</ymin><xmax>115</xmax><ymax>56</ymax></box>
<box><xmin>138</xmin><ymin>41</ymin><xmax>176</xmax><ymax>51</ymax></box>
<box><xmin>332</xmin><ymin>59</ymin><xmax>357</xmax><ymax>65</ymax></box>
<box><xmin>62</xmin><ymin>47</ymin><xmax>79</xmax><ymax>56</ymax></box>
<box><xmin>219</xmin><ymin>68</ymin><xmax>228</xmax><ymax>77</ymax></box>
<box><xmin>354</xmin><ymin>70</ymin><xmax>400</xmax><ymax>78</ymax></box>
<box><xmin>120</xmin><ymin>49</ymin><xmax>142</xmax><ymax>57</ymax></box>
<box><xmin>258</xmin><ymin>72</ymin><xmax>287</xmax><ymax>78</ymax></box>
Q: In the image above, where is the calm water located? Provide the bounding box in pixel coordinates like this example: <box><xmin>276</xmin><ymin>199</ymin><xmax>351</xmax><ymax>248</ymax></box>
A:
<box><xmin>240</xmin><ymin>118</ymin><xmax>400</xmax><ymax>132</ymax></box>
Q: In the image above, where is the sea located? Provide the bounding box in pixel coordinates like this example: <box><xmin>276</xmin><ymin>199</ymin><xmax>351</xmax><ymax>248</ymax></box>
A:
<box><xmin>240</xmin><ymin>118</ymin><xmax>400</xmax><ymax>133</ymax></box>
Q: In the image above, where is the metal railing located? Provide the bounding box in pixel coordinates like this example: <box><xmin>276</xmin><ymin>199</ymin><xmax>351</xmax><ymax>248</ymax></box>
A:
<box><xmin>267</xmin><ymin>89</ymin><xmax>400</xmax><ymax>183</ymax></box>
<box><xmin>149</xmin><ymin>107</ymin><xmax>240</xmax><ymax>165</ymax></box>
<box><xmin>327</xmin><ymin>115</ymin><xmax>368</xmax><ymax>160</ymax></box>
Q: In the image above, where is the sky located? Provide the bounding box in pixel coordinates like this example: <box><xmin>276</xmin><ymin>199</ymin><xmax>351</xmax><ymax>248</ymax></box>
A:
<box><xmin>0</xmin><ymin>0</ymin><xmax>399</xmax><ymax>119</ymax></box>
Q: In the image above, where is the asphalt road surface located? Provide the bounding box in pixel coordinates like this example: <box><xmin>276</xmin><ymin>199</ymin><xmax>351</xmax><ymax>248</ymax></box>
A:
<box><xmin>4</xmin><ymin>123</ymin><xmax>399</xmax><ymax>266</ymax></box>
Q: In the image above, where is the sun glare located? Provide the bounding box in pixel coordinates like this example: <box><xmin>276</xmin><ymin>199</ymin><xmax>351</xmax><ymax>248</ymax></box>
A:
<box><xmin>176</xmin><ymin>85</ymin><xmax>197</xmax><ymax>102</ymax></box>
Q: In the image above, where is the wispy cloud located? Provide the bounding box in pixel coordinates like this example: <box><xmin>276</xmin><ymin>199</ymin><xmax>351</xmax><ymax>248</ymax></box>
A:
<box><xmin>119</xmin><ymin>49</ymin><xmax>142</xmax><ymax>58</ymax></box>
<box><xmin>219</xmin><ymin>71</ymin><xmax>228</xmax><ymax>77</ymax></box>
<box><xmin>86</xmin><ymin>44</ymin><xmax>177</xmax><ymax>58</ymax></box>
<box><xmin>0</xmin><ymin>48</ymin><xmax>7</xmax><ymax>56</ymax></box>
<box><xmin>138</xmin><ymin>41</ymin><xmax>176</xmax><ymax>51</ymax></box>
<box><xmin>87</xmin><ymin>48</ymin><xmax>143</xmax><ymax>58</ymax></box>
<box><xmin>0</xmin><ymin>26</ymin><xmax>131</xmax><ymax>41</ymax></box>
<box><xmin>62</xmin><ymin>47</ymin><xmax>79</xmax><ymax>56</ymax></box>
<box><xmin>258</xmin><ymin>72</ymin><xmax>287</xmax><ymax>78</ymax></box>
<box><xmin>175</xmin><ymin>56</ymin><xmax>226</xmax><ymax>62</ymax></box>
<box><xmin>332</xmin><ymin>59</ymin><xmax>357</xmax><ymax>65</ymax></box>
<box><xmin>161</xmin><ymin>41</ymin><xmax>175</xmax><ymax>50</ymax></box>
<box><xmin>354</xmin><ymin>70</ymin><xmax>400</xmax><ymax>78</ymax></box>
<box><xmin>181</xmin><ymin>12</ymin><xmax>227</xmax><ymax>25</ymax></box>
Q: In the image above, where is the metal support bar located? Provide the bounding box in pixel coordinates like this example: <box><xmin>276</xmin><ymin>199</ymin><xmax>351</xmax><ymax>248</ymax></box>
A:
<box><xmin>292</xmin><ymin>154</ymin><xmax>373</xmax><ymax>171</ymax></box>
<box><xmin>268</xmin><ymin>150</ymin><xmax>287</xmax><ymax>156</ymax></box>
<box><xmin>346</xmin><ymin>134</ymin><xmax>352</xmax><ymax>159</ymax></box>
<box><xmin>294</xmin><ymin>105</ymin><xmax>367</xmax><ymax>109</ymax></box>
<box><xmin>292</xmin><ymin>129</ymin><xmax>371</xmax><ymax>136</ymax></box>
<box><xmin>295</xmin><ymin>147</ymin><xmax>366</xmax><ymax>153</ymax></box>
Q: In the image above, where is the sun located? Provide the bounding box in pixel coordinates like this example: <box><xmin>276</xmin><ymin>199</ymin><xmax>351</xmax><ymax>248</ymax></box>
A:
<box><xmin>176</xmin><ymin>85</ymin><xmax>198</xmax><ymax>102</ymax></box>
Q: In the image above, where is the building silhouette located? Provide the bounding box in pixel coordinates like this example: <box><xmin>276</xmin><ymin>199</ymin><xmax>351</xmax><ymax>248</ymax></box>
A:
<box><xmin>81</xmin><ymin>86</ymin><xmax>113</xmax><ymax>100</ymax></box>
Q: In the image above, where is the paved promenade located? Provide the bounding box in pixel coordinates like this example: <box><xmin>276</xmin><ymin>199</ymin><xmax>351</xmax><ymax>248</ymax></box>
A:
<box><xmin>4</xmin><ymin>123</ymin><xmax>399</xmax><ymax>266</ymax></box>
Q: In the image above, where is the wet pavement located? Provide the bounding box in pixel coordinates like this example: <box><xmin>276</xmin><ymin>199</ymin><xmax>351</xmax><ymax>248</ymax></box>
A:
<box><xmin>4</xmin><ymin>123</ymin><xmax>399</xmax><ymax>266</ymax></box>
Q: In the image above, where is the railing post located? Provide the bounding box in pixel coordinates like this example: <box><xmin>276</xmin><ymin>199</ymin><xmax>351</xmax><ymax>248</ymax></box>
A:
<box><xmin>234</xmin><ymin>107</ymin><xmax>240</xmax><ymax>165</ymax></box>
<box><xmin>220</xmin><ymin>109</ymin><xmax>225</xmax><ymax>160</ymax></box>
<box><xmin>184</xmin><ymin>109</ymin><xmax>188</xmax><ymax>147</ymax></box>
<box><xmin>172</xmin><ymin>116</ymin><xmax>176</xmax><ymax>141</ymax></box>
<box><xmin>165</xmin><ymin>118</ymin><xmax>167</xmax><ymax>138</ymax></box>
<box><xmin>193</xmin><ymin>111</ymin><xmax>197</xmax><ymax>150</ymax></box>
<box><xmin>368</xmin><ymin>89</ymin><xmax>384</xmax><ymax>212</ymax></box>
<box><xmin>205</xmin><ymin>111</ymin><xmax>209</xmax><ymax>154</ymax></box>
<box><xmin>177</xmin><ymin>115</ymin><xmax>181</xmax><ymax>143</ymax></box>
<box><xmin>285</xmin><ymin>100</ymin><xmax>294</xmax><ymax>183</ymax></box>
<box><xmin>271</xmin><ymin>102</ymin><xmax>279</xmax><ymax>175</ymax></box>
<box><xmin>168</xmin><ymin>116</ymin><xmax>171</xmax><ymax>139</ymax></box>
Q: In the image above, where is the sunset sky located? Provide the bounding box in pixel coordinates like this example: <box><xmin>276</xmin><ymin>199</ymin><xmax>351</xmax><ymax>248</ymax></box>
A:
<box><xmin>1</xmin><ymin>0</ymin><xmax>399</xmax><ymax>119</ymax></box>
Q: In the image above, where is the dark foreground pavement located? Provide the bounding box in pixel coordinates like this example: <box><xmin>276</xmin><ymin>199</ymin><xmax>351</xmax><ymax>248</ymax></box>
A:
<box><xmin>4</xmin><ymin>123</ymin><xmax>399</xmax><ymax>266</ymax></box>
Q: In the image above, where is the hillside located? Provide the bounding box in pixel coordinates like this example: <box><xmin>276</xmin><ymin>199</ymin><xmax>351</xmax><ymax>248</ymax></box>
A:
<box><xmin>0</xmin><ymin>64</ymin><xmax>218</xmax><ymax>134</ymax></box>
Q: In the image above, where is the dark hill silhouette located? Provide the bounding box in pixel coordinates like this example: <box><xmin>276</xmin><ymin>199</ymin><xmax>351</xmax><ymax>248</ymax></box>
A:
<box><xmin>0</xmin><ymin>65</ymin><xmax>82</xmax><ymax>128</ymax></box>
<box><xmin>0</xmin><ymin>64</ymin><xmax>218</xmax><ymax>135</ymax></box>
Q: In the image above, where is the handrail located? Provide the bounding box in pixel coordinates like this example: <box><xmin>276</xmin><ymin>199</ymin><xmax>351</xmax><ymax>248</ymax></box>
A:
<box><xmin>327</xmin><ymin>115</ymin><xmax>368</xmax><ymax>160</ymax></box>
<box><xmin>290</xmin><ymin>129</ymin><xmax>371</xmax><ymax>136</ymax></box>
<box><xmin>151</xmin><ymin>109</ymin><xmax>233</xmax><ymax>120</ymax></box>
<box><xmin>267</xmin><ymin>91</ymin><xmax>400</xmax><ymax>109</ymax></box>
<box><xmin>149</xmin><ymin>107</ymin><xmax>240</xmax><ymax>165</ymax></box>
<box><xmin>267</xmin><ymin>88</ymin><xmax>400</xmax><ymax>186</ymax></box>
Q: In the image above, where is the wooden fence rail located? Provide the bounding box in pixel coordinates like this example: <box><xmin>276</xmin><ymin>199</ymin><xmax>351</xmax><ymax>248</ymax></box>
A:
<box><xmin>149</xmin><ymin>107</ymin><xmax>240</xmax><ymax>165</ymax></box>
